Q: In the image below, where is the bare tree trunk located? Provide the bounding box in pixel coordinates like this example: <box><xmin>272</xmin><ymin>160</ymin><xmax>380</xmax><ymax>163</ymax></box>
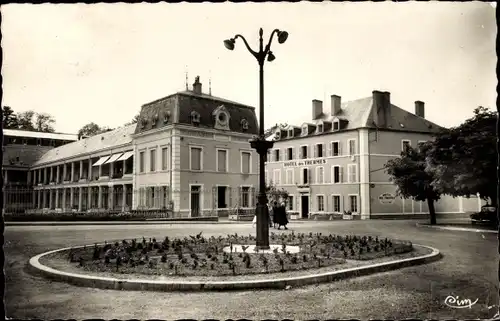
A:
<box><xmin>427</xmin><ymin>198</ymin><xmax>437</xmax><ymax>225</ymax></box>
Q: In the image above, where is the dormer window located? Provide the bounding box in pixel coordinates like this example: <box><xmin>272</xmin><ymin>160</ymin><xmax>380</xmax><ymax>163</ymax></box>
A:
<box><xmin>152</xmin><ymin>114</ymin><xmax>159</xmax><ymax>126</ymax></box>
<box><xmin>191</xmin><ymin>111</ymin><xmax>201</xmax><ymax>125</ymax></box>
<box><xmin>301</xmin><ymin>126</ymin><xmax>308</xmax><ymax>136</ymax></box>
<box><xmin>212</xmin><ymin>105</ymin><xmax>230</xmax><ymax>130</ymax></box>
<box><xmin>317</xmin><ymin>124</ymin><xmax>324</xmax><ymax>133</ymax></box>
<box><xmin>288</xmin><ymin>129</ymin><xmax>293</xmax><ymax>138</ymax></box>
<box><xmin>163</xmin><ymin>111</ymin><xmax>171</xmax><ymax>124</ymax></box>
<box><xmin>333</xmin><ymin>120</ymin><xmax>340</xmax><ymax>131</ymax></box>
<box><xmin>275</xmin><ymin>131</ymin><xmax>281</xmax><ymax>140</ymax></box>
<box><xmin>241</xmin><ymin>118</ymin><xmax>249</xmax><ymax>131</ymax></box>
<box><xmin>140</xmin><ymin>118</ymin><xmax>147</xmax><ymax>129</ymax></box>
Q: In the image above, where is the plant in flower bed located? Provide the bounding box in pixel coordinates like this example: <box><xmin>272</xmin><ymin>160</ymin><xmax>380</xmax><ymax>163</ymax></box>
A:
<box><xmin>64</xmin><ymin>232</ymin><xmax>413</xmax><ymax>277</ymax></box>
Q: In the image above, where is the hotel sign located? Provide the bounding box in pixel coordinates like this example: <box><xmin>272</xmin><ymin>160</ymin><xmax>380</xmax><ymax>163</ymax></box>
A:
<box><xmin>379</xmin><ymin>193</ymin><xmax>396</xmax><ymax>204</ymax></box>
<box><xmin>283</xmin><ymin>159</ymin><xmax>327</xmax><ymax>167</ymax></box>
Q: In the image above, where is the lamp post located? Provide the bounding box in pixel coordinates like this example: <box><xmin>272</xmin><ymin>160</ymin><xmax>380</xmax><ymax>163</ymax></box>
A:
<box><xmin>223</xmin><ymin>28</ymin><xmax>288</xmax><ymax>250</ymax></box>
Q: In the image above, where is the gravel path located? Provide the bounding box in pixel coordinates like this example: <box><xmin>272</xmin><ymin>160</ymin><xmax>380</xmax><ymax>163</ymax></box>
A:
<box><xmin>5</xmin><ymin>219</ymin><xmax>498</xmax><ymax>319</ymax></box>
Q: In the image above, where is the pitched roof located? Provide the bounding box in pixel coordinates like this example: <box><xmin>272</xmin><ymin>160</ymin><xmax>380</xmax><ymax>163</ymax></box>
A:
<box><xmin>2</xmin><ymin>145</ymin><xmax>54</xmax><ymax>168</ymax></box>
<box><xmin>33</xmin><ymin>124</ymin><xmax>136</xmax><ymax>166</ymax></box>
<box><xmin>3</xmin><ymin>129</ymin><xmax>78</xmax><ymax>141</ymax></box>
<box><xmin>288</xmin><ymin>96</ymin><xmax>444</xmax><ymax>134</ymax></box>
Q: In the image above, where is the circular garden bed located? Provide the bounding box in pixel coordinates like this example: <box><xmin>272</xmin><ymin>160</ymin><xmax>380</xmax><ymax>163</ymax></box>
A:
<box><xmin>50</xmin><ymin>232</ymin><xmax>414</xmax><ymax>277</ymax></box>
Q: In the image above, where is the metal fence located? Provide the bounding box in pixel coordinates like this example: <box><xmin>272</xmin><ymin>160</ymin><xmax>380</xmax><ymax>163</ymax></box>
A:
<box><xmin>2</xmin><ymin>186</ymin><xmax>275</xmax><ymax>218</ymax></box>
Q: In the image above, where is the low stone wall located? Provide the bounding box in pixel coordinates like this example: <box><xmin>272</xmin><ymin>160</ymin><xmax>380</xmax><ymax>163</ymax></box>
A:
<box><xmin>370</xmin><ymin>213</ymin><xmax>471</xmax><ymax>220</ymax></box>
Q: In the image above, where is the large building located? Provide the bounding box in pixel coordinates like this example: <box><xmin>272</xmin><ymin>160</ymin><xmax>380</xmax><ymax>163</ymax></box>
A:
<box><xmin>264</xmin><ymin>90</ymin><xmax>485</xmax><ymax>220</ymax></box>
<box><xmin>26</xmin><ymin>77</ymin><xmax>260</xmax><ymax>217</ymax></box>
<box><xmin>2</xmin><ymin>129</ymin><xmax>78</xmax><ymax>213</ymax></box>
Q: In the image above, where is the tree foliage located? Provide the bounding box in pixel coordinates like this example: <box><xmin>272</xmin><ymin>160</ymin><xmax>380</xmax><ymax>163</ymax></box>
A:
<box><xmin>125</xmin><ymin>113</ymin><xmax>140</xmax><ymax>126</ymax></box>
<box><xmin>78</xmin><ymin>122</ymin><xmax>113</xmax><ymax>137</ymax></box>
<box><xmin>4</xmin><ymin>108</ymin><xmax>57</xmax><ymax>133</ymax></box>
<box><xmin>2</xmin><ymin>106</ymin><xmax>19</xmax><ymax>129</ymax></box>
<box><xmin>425</xmin><ymin>106</ymin><xmax>497</xmax><ymax>206</ymax></box>
<box><xmin>385</xmin><ymin>143</ymin><xmax>440</xmax><ymax>225</ymax></box>
<box><xmin>266</xmin><ymin>181</ymin><xmax>290</xmax><ymax>205</ymax></box>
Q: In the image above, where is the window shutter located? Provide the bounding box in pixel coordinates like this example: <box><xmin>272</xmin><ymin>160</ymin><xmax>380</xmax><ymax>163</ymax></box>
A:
<box><xmin>338</xmin><ymin>143</ymin><xmax>342</xmax><ymax>156</ymax></box>
<box><xmin>322</xmin><ymin>144</ymin><xmax>326</xmax><ymax>157</ymax></box>
<box><xmin>314</xmin><ymin>146</ymin><xmax>318</xmax><ymax>158</ymax></box>
<box><xmin>299</xmin><ymin>147</ymin><xmax>303</xmax><ymax>159</ymax></box>
<box><xmin>339</xmin><ymin>166</ymin><xmax>343</xmax><ymax>183</ymax></box>
<box><xmin>238</xmin><ymin>186</ymin><xmax>242</xmax><ymax>208</ymax></box>
<box><xmin>327</xmin><ymin>143</ymin><xmax>331</xmax><ymax>157</ymax></box>
<box><xmin>347</xmin><ymin>165</ymin><xmax>351</xmax><ymax>183</ymax></box>
<box><xmin>308</xmin><ymin>169</ymin><xmax>313</xmax><ymax>184</ymax></box>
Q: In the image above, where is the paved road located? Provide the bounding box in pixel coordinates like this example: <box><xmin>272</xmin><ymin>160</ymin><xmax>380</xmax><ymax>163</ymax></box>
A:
<box><xmin>5</xmin><ymin>220</ymin><xmax>498</xmax><ymax>320</ymax></box>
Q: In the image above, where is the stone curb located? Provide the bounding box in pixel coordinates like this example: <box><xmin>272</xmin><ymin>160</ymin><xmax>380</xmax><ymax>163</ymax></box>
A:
<box><xmin>416</xmin><ymin>223</ymin><xmax>498</xmax><ymax>234</ymax></box>
<box><xmin>28</xmin><ymin>243</ymin><xmax>441</xmax><ymax>292</ymax></box>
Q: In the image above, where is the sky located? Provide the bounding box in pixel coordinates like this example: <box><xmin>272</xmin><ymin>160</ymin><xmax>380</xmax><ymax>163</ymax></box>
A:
<box><xmin>1</xmin><ymin>2</ymin><xmax>497</xmax><ymax>134</ymax></box>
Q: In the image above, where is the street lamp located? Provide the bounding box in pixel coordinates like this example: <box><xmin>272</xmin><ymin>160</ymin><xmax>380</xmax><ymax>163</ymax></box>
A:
<box><xmin>223</xmin><ymin>28</ymin><xmax>288</xmax><ymax>250</ymax></box>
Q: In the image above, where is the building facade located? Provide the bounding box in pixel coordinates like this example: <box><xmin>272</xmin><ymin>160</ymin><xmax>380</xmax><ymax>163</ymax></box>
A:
<box><xmin>25</xmin><ymin>77</ymin><xmax>259</xmax><ymax>217</ymax></box>
<box><xmin>264</xmin><ymin>90</ymin><xmax>485</xmax><ymax>220</ymax></box>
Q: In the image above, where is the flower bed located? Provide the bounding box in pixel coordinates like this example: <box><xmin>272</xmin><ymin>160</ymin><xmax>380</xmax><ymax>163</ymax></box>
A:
<box><xmin>50</xmin><ymin>232</ymin><xmax>413</xmax><ymax>277</ymax></box>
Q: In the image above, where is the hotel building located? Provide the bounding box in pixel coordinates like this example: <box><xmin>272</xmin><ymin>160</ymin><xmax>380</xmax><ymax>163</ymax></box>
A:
<box><xmin>26</xmin><ymin>77</ymin><xmax>259</xmax><ymax>217</ymax></box>
<box><xmin>264</xmin><ymin>90</ymin><xmax>485</xmax><ymax>220</ymax></box>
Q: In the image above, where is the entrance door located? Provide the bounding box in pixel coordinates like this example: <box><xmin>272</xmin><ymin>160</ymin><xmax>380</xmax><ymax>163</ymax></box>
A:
<box><xmin>190</xmin><ymin>185</ymin><xmax>201</xmax><ymax>217</ymax></box>
<box><xmin>301</xmin><ymin>195</ymin><xmax>309</xmax><ymax>219</ymax></box>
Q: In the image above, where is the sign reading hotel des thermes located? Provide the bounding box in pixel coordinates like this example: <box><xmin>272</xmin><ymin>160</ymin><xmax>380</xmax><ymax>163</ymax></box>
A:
<box><xmin>283</xmin><ymin>159</ymin><xmax>327</xmax><ymax>167</ymax></box>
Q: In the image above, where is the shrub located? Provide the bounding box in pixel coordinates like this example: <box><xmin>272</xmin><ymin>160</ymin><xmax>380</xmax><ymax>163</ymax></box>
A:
<box><xmin>161</xmin><ymin>254</ymin><xmax>167</xmax><ymax>263</ymax></box>
<box><xmin>303</xmin><ymin>254</ymin><xmax>308</xmax><ymax>262</ymax></box>
<box><xmin>181</xmin><ymin>257</ymin><xmax>188</xmax><ymax>264</ymax></box>
<box><xmin>210</xmin><ymin>263</ymin><xmax>215</xmax><ymax>270</ymax></box>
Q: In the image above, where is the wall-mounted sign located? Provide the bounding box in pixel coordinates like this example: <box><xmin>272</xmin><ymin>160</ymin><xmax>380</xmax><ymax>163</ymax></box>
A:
<box><xmin>283</xmin><ymin>159</ymin><xmax>327</xmax><ymax>167</ymax></box>
<box><xmin>379</xmin><ymin>193</ymin><xmax>396</xmax><ymax>204</ymax></box>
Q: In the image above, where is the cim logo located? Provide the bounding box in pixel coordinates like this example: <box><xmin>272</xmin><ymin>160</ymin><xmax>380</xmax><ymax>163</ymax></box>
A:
<box><xmin>444</xmin><ymin>295</ymin><xmax>479</xmax><ymax>309</ymax></box>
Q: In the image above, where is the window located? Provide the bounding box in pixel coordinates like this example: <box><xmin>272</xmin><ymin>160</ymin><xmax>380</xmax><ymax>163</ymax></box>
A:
<box><xmin>332</xmin><ymin>166</ymin><xmax>341</xmax><ymax>183</ymax></box>
<box><xmin>190</xmin><ymin>147</ymin><xmax>202</xmax><ymax>171</ymax></box>
<box><xmin>333</xmin><ymin>120</ymin><xmax>340</xmax><ymax>131</ymax></box>
<box><xmin>139</xmin><ymin>151</ymin><xmax>145</xmax><ymax>173</ymax></box>
<box><xmin>348</xmin><ymin>139</ymin><xmax>356</xmax><ymax>156</ymax></box>
<box><xmin>241</xmin><ymin>152</ymin><xmax>251</xmax><ymax>174</ymax></box>
<box><xmin>347</xmin><ymin>164</ymin><xmax>357</xmax><ymax>183</ymax></box>
<box><xmin>161</xmin><ymin>147</ymin><xmax>169</xmax><ymax>170</ymax></box>
<box><xmin>349</xmin><ymin>195</ymin><xmax>358</xmax><ymax>213</ymax></box>
<box><xmin>315</xmin><ymin>143</ymin><xmax>324</xmax><ymax>158</ymax></box>
<box><xmin>286</xmin><ymin>169</ymin><xmax>294</xmax><ymax>185</ymax></box>
<box><xmin>316</xmin><ymin>166</ymin><xmax>324</xmax><ymax>184</ymax></box>
<box><xmin>302</xmin><ymin>126</ymin><xmax>308</xmax><ymax>136</ymax></box>
<box><xmin>302</xmin><ymin>168</ymin><xmax>309</xmax><ymax>185</ymax></box>
<box><xmin>332</xmin><ymin>195</ymin><xmax>341</xmax><ymax>213</ymax></box>
<box><xmin>287</xmin><ymin>195</ymin><xmax>294</xmax><ymax>211</ymax></box>
<box><xmin>150</xmin><ymin>149</ymin><xmax>156</xmax><ymax>172</ymax></box>
<box><xmin>331</xmin><ymin>141</ymin><xmax>340</xmax><ymax>156</ymax></box>
<box><xmin>402</xmin><ymin>140</ymin><xmax>411</xmax><ymax>152</ymax></box>
<box><xmin>241</xmin><ymin>187</ymin><xmax>250</xmax><ymax>208</ymax></box>
<box><xmin>217</xmin><ymin>149</ymin><xmax>228</xmax><ymax>172</ymax></box>
<box><xmin>274</xmin><ymin>149</ymin><xmax>281</xmax><ymax>162</ymax></box>
<box><xmin>287</xmin><ymin>147</ymin><xmax>293</xmax><ymax>160</ymax></box>
<box><xmin>317</xmin><ymin>195</ymin><xmax>325</xmax><ymax>212</ymax></box>
<box><xmin>317</xmin><ymin>124</ymin><xmax>324</xmax><ymax>133</ymax></box>
<box><xmin>288</xmin><ymin>129</ymin><xmax>294</xmax><ymax>138</ymax></box>
<box><xmin>300</xmin><ymin>146</ymin><xmax>308</xmax><ymax>159</ymax></box>
<box><xmin>273</xmin><ymin>169</ymin><xmax>281</xmax><ymax>185</ymax></box>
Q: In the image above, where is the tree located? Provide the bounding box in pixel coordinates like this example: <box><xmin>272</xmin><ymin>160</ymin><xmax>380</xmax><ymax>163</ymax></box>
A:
<box><xmin>78</xmin><ymin>122</ymin><xmax>113</xmax><ymax>137</ymax></box>
<box><xmin>385</xmin><ymin>143</ymin><xmax>441</xmax><ymax>225</ymax></box>
<box><xmin>2</xmin><ymin>106</ymin><xmax>19</xmax><ymax>129</ymax></box>
<box><xmin>16</xmin><ymin>110</ymin><xmax>36</xmax><ymax>131</ymax></box>
<box><xmin>125</xmin><ymin>113</ymin><xmax>140</xmax><ymax>126</ymax></box>
<box><xmin>266</xmin><ymin>181</ymin><xmax>290</xmax><ymax>206</ymax></box>
<box><xmin>425</xmin><ymin>106</ymin><xmax>497</xmax><ymax>207</ymax></box>
<box><xmin>34</xmin><ymin>112</ymin><xmax>56</xmax><ymax>133</ymax></box>
<box><xmin>265</xmin><ymin>123</ymin><xmax>288</xmax><ymax>139</ymax></box>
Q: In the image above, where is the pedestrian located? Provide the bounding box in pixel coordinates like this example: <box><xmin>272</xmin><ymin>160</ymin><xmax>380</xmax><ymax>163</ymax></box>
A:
<box><xmin>279</xmin><ymin>201</ymin><xmax>289</xmax><ymax>230</ymax></box>
<box><xmin>272</xmin><ymin>201</ymin><xmax>279</xmax><ymax>229</ymax></box>
<box><xmin>251</xmin><ymin>212</ymin><xmax>257</xmax><ymax>228</ymax></box>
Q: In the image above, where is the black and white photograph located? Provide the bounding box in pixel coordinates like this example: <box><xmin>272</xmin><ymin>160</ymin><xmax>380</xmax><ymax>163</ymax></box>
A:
<box><xmin>2</xmin><ymin>2</ymin><xmax>498</xmax><ymax>319</ymax></box>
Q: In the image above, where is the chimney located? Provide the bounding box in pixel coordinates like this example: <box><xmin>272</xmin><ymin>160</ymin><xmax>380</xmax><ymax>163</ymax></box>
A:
<box><xmin>415</xmin><ymin>101</ymin><xmax>425</xmax><ymax>118</ymax></box>
<box><xmin>372</xmin><ymin>90</ymin><xmax>391</xmax><ymax>127</ymax></box>
<box><xmin>312</xmin><ymin>99</ymin><xmax>323</xmax><ymax>120</ymax></box>
<box><xmin>192</xmin><ymin>76</ymin><xmax>202</xmax><ymax>94</ymax></box>
<box><xmin>331</xmin><ymin>95</ymin><xmax>341</xmax><ymax>115</ymax></box>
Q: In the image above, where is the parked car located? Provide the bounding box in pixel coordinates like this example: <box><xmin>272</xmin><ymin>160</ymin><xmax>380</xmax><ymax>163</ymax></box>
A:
<box><xmin>470</xmin><ymin>205</ymin><xmax>498</xmax><ymax>226</ymax></box>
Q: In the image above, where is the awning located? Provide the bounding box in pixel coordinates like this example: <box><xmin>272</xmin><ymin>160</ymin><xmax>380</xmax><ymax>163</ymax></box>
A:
<box><xmin>92</xmin><ymin>156</ymin><xmax>110</xmax><ymax>167</ymax></box>
<box><xmin>104</xmin><ymin>153</ymin><xmax>124</xmax><ymax>164</ymax></box>
<box><xmin>116</xmin><ymin>151</ymin><xmax>134</xmax><ymax>162</ymax></box>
